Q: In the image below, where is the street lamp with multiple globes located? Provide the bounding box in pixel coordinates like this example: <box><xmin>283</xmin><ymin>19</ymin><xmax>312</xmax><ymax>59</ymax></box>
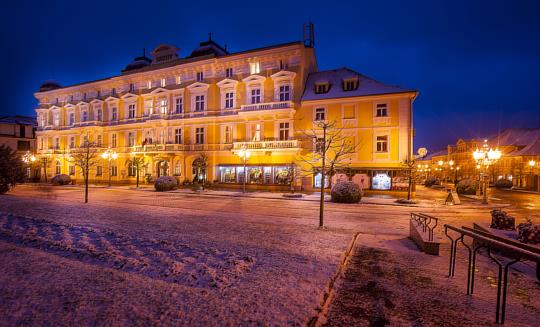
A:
<box><xmin>22</xmin><ymin>151</ymin><xmax>36</xmax><ymax>179</ymax></box>
<box><xmin>101</xmin><ymin>148</ymin><xmax>118</xmax><ymax>187</ymax></box>
<box><xmin>472</xmin><ymin>140</ymin><xmax>502</xmax><ymax>204</ymax></box>
<box><xmin>237</xmin><ymin>146</ymin><xmax>251</xmax><ymax>193</ymax></box>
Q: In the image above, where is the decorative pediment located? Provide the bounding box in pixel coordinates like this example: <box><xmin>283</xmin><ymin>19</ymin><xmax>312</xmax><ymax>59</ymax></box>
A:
<box><xmin>49</xmin><ymin>105</ymin><xmax>61</xmax><ymax>110</ymax></box>
<box><xmin>90</xmin><ymin>98</ymin><xmax>103</xmax><ymax>104</ymax></box>
<box><xmin>64</xmin><ymin>103</ymin><xmax>76</xmax><ymax>109</ymax></box>
<box><xmin>150</xmin><ymin>87</ymin><xmax>170</xmax><ymax>94</ymax></box>
<box><xmin>270</xmin><ymin>70</ymin><xmax>296</xmax><ymax>81</ymax></box>
<box><xmin>186</xmin><ymin>82</ymin><xmax>210</xmax><ymax>91</ymax></box>
<box><xmin>216</xmin><ymin>78</ymin><xmax>239</xmax><ymax>89</ymax></box>
<box><xmin>76</xmin><ymin>101</ymin><xmax>88</xmax><ymax>106</ymax></box>
<box><xmin>104</xmin><ymin>96</ymin><xmax>119</xmax><ymax>103</ymax></box>
<box><xmin>121</xmin><ymin>92</ymin><xmax>138</xmax><ymax>99</ymax></box>
<box><xmin>242</xmin><ymin>75</ymin><xmax>265</xmax><ymax>84</ymax></box>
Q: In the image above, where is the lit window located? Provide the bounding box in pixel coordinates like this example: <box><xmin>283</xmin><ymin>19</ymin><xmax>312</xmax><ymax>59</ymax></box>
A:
<box><xmin>225</xmin><ymin>68</ymin><xmax>233</xmax><ymax>78</ymax></box>
<box><xmin>128</xmin><ymin>132</ymin><xmax>135</xmax><ymax>147</ymax></box>
<box><xmin>279</xmin><ymin>85</ymin><xmax>290</xmax><ymax>101</ymax></box>
<box><xmin>144</xmin><ymin>100</ymin><xmax>153</xmax><ymax>115</ymax></box>
<box><xmin>176</xmin><ymin>76</ymin><xmax>182</xmax><ymax>84</ymax></box>
<box><xmin>174</xmin><ymin>162</ymin><xmax>181</xmax><ymax>176</ymax></box>
<box><xmin>54</xmin><ymin>137</ymin><xmax>60</xmax><ymax>149</ymax></box>
<box><xmin>69</xmin><ymin>136</ymin><xmax>75</xmax><ymax>148</ymax></box>
<box><xmin>225</xmin><ymin>92</ymin><xmax>234</xmax><ymax>109</ymax></box>
<box><xmin>160</xmin><ymin>99</ymin><xmax>168</xmax><ymax>114</ymax></box>
<box><xmin>315</xmin><ymin>108</ymin><xmax>325</xmax><ymax>121</ymax></box>
<box><xmin>53</xmin><ymin>112</ymin><xmax>60</xmax><ymax>126</ymax></box>
<box><xmin>249</xmin><ymin>62</ymin><xmax>260</xmax><ymax>74</ymax></box>
<box><xmin>111</xmin><ymin>134</ymin><xmax>117</xmax><ymax>148</ymax></box>
<box><xmin>376</xmin><ymin>135</ymin><xmax>388</xmax><ymax>152</ymax></box>
<box><xmin>111</xmin><ymin>165</ymin><xmax>118</xmax><ymax>176</ymax></box>
<box><xmin>161</xmin><ymin>78</ymin><xmax>166</xmax><ymax>87</ymax></box>
<box><xmin>147</xmin><ymin>81</ymin><xmax>152</xmax><ymax>89</ymax></box>
<box><xmin>175</xmin><ymin>97</ymin><xmax>183</xmax><ymax>114</ymax></box>
<box><xmin>376</xmin><ymin>104</ymin><xmax>388</xmax><ymax>117</ymax></box>
<box><xmin>196</xmin><ymin>71</ymin><xmax>204</xmax><ymax>81</ymax></box>
<box><xmin>97</xmin><ymin>135</ymin><xmax>102</xmax><ymax>147</ymax></box>
<box><xmin>251</xmin><ymin>88</ymin><xmax>261</xmax><ymax>104</ymax></box>
<box><xmin>174</xmin><ymin>128</ymin><xmax>182</xmax><ymax>144</ymax></box>
<box><xmin>96</xmin><ymin>166</ymin><xmax>102</xmax><ymax>176</ymax></box>
<box><xmin>111</xmin><ymin>107</ymin><xmax>117</xmax><ymax>121</ymax></box>
<box><xmin>224</xmin><ymin>126</ymin><xmax>232</xmax><ymax>143</ymax></box>
<box><xmin>195</xmin><ymin>95</ymin><xmax>205</xmax><ymax>112</ymax></box>
<box><xmin>315</xmin><ymin>138</ymin><xmax>325</xmax><ymax>153</ymax></box>
<box><xmin>128</xmin><ymin>104</ymin><xmax>136</xmax><ymax>118</ymax></box>
<box><xmin>69</xmin><ymin>165</ymin><xmax>75</xmax><ymax>176</ymax></box>
<box><xmin>55</xmin><ymin>161</ymin><xmax>61</xmax><ymax>175</ymax></box>
<box><xmin>195</xmin><ymin>127</ymin><xmax>204</xmax><ymax>144</ymax></box>
<box><xmin>279</xmin><ymin>122</ymin><xmax>290</xmax><ymax>141</ymax></box>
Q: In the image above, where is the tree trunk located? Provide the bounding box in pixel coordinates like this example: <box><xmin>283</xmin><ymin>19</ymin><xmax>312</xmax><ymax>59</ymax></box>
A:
<box><xmin>319</xmin><ymin>126</ymin><xmax>327</xmax><ymax>228</ymax></box>
<box><xmin>136</xmin><ymin>167</ymin><xmax>139</xmax><ymax>188</ymax></box>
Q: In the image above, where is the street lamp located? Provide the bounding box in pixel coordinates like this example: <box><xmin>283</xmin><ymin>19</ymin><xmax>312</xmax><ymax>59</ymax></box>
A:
<box><xmin>22</xmin><ymin>151</ymin><xmax>36</xmax><ymax>179</ymax></box>
<box><xmin>237</xmin><ymin>146</ymin><xmax>251</xmax><ymax>193</ymax></box>
<box><xmin>472</xmin><ymin>141</ymin><xmax>502</xmax><ymax>204</ymax></box>
<box><xmin>101</xmin><ymin>148</ymin><xmax>118</xmax><ymax>187</ymax></box>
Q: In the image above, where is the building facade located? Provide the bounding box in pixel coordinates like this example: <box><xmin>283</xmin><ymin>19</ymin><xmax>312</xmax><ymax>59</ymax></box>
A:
<box><xmin>0</xmin><ymin>115</ymin><xmax>36</xmax><ymax>153</ymax></box>
<box><xmin>34</xmin><ymin>38</ymin><xmax>417</xmax><ymax>192</ymax></box>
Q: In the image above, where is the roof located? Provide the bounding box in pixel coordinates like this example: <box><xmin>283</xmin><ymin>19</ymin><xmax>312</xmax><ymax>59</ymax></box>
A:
<box><xmin>301</xmin><ymin>67</ymin><xmax>416</xmax><ymax>101</ymax></box>
<box><xmin>422</xmin><ymin>149</ymin><xmax>447</xmax><ymax>160</ymax></box>
<box><xmin>0</xmin><ymin>115</ymin><xmax>37</xmax><ymax>126</ymax></box>
<box><xmin>486</xmin><ymin>128</ymin><xmax>540</xmax><ymax>156</ymax></box>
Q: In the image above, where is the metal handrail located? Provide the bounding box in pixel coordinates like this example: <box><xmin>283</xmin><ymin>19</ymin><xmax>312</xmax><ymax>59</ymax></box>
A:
<box><xmin>410</xmin><ymin>213</ymin><xmax>438</xmax><ymax>241</ymax></box>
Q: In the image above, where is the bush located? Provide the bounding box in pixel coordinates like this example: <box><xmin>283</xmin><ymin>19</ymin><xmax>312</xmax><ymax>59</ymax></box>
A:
<box><xmin>0</xmin><ymin>145</ymin><xmax>25</xmax><ymax>194</ymax></box>
<box><xmin>154</xmin><ymin>176</ymin><xmax>178</xmax><ymax>192</ymax></box>
<box><xmin>456</xmin><ymin>179</ymin><xmax>478</xmax><ymax>195</ymax></box>
<box><xmin>490</xmin><ymin>209</ymin><xmax>515</xmax><ymax>230</ymax></box>
<box><xmin>51</xmin><ymin>174</ymin><xmax>71</xmax><ymax>186</ymax></box>
<box><xmin>424</xmin><ymin>177</ymin><xmax>440</xmax><ymax>187</ymax></box>
<box><xmin>517</xmin><ymin>219</ymin><xmax>540</xmax><ymax>244</ymax></box>
<box><xmin>331</xmin><ymin>181</ymin><xmax>361</xmax><ymax>203</ymax></box>
<box><xmin>494</xmin><ymin>178</ymin><xmax>513</xmax><ymax>189</ymax></box>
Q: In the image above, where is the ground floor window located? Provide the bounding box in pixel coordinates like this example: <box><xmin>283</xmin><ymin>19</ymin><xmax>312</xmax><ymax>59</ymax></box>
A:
<box><xmin>174</xmin><ymin>162</ymin><xmax>181</xmax><ymax>176</ymax></box>
<box><xmin>314</xmin><ymin>172</ymin><xmax>330</xmax><ymax>189</ymax></box>
<box><xmin>372</xmin><ymin>172</ymin><xmax>391</xmax><ymax>190</ymax></box>
<box><xmin>111</xmin><ymin>165</ymin><xmax>118</xmax><ymax>177</ymax></box>
<box><xmin>218</xmin><ymin>165</ymin><xmax>291</xmax><ymax>185</ymax></box>
<box><xmin>128</xmin><ymin>162</ymin><xmax>136</xmax><ymax>177</ymax></box>
<box><xmin>96</xmin><ymin>166</ymin><xmax>102</xmax><ymax>176</ymax></box>
<box><xmin>69</xmin><ymin>165</ymin><xmax>75</xmax><ymax>176</ymax></box>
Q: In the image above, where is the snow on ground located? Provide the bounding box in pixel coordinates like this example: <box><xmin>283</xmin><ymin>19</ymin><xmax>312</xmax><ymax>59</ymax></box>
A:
<box><xmin>0</xmin><ymin>185</ymin><xmax>539</xmax><ymax>326</ymax></box>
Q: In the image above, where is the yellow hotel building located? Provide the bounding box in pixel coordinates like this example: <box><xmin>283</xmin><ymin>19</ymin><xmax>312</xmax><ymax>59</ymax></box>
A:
<box><xmin>34</xmin><ymin>37</ymin><xmax>417</xmax><ymax>192</ymax></box>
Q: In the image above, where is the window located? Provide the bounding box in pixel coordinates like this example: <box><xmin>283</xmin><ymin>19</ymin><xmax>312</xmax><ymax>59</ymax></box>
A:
<box><xmin>96</xmin><ymin>166</ymin><xmax>103</xmax><ymax>176</ymax></box>
<box><xmin>128</xmin><ymin>104</ymin><xmax>136</xmax><ymax>118</ymax></box>
<box><xmin>195</xmin><ymin>95</ymin><xmax>205</xmax><ymax>112</ymax></box>
<box><xmin>224</xmin><ymin>126</ymin><xmax>232</xmax><ymax>143</ymax></box>
<box><xmin>225</xmin><ymin>68</ymin><xmax>233</xmax><ymax>78</ymax></box>
<box><xmin>279</xmin><ymin>59</ymin><xmax>288</xmax><ymax>70</ymax></box>
<box><xmin>314</xmin><ymin>83</ymin><xmax>330</xmax><ymax>94</ymax></box>
<box><xmin>69</xmin><ymin>165</ymin><xmax>75</xmax><ymax>176</ymax></box>
<box><xmin>176</xmin><ymin>76</ymin><xmax>182</xmax><ymax>84</ymax></box>
<box><xmin>376</xmin><ymin>103</ymin><xmax>388</xmax><ymax>117</ymax></box>
<box><xmin>251</xmin><ymin>123</ymin><xmax>261</xmax><ymax>141</ymax></box>
<box><xmin>69</xmin><ymin>136</ymin><xmax>75</xmax><ymax>148</ymax></box>
<box><xmin>17</xmin><ymin>141</ymin><xmax>30</xmax><ymax>151</ymax></box>
<box><xmin>195</xmin><ymin>127</ymin><xmax>204</xmax><ymax>144</ymax></box>
<box><xmin>53</xmin><ymin>112</ymin><xmax>60</xmax><ymax>126</ymax></box>
<box><xmin>69</xmin><ymin>112</ymin><xmax>75</xmax><ymax>126</ymax></box>
<box><xmin>128</xmin><ymin>162</ymin><xmax>136</xmax><ymax>177</ymax></box>
<box><xmin>279</xmin><ymin>122</ymin><xmax>290</xmax><ymax>141</ymax></box>
<box><xmin>111</xmin><ymin>107</ymin><xmax>117</xmax><ymax>121</ymax></box>
<box><xmin>111</xmin><ymin>165</ymin><xmax>118</xmax><ymax>177</ymax></box>
<box><xmin>55</xmin><ymin>161</ymin><xmax>61</xmax><ymax>175</ymax></box>
<box><xmin>174</xmin><ymin>162</ymin><xmax>181</xmax><ymax>176</ymax></box>
<box><xmin>196</xmin><ymin>71</ymin><xmax>204</xmax><ymax>81</ymax></box>
<box><xmin>83</xmin><ymin>93</ymin><xmax>87</xmax><ymax>101</ymax></box>
<box><xmin>161</xmin><ymin>78</ymin><xmax>166</xmax><ymax>87</ymax></box>
<box><xmin>376</xmin><ymin>135</ymin><xmax>388</xmax><ymax>152</ymax></box>
<box><xmin>315</xmin><ymin>138</ymin><xmax>325</xmax><ymax>153</ymax></box>
<box><xmin>128</xmin><ymin>132</ymin><xmax>135</xmax><ymax>147</ymax></box>
<box><xmin>175</xmin><ymin>97</ymin><xmax>183</xmax><ymax>114</ymax></box>
<box><xmin>225</xmin><ymin>92</ymin><xmax>234</xmax><ymax>109</ymax></box>
<box><xmin>97</xmin><ymin>90</ymin><xmax>101</xmax><ymax>97</ymax></box>
<box><xmin>174</xmin><ymin>128</ymin><xmax>182</xmax><ymax>144</ymax></box>
<box><xmin>315</xmin><ymin>108</ymin><xmax>326</xmax><ymax>121</ymax></box>
<box><xmin>279</xmin><ymin>85</ymin><xmax>290</xmax><ymax>101</ymax></box>
<box><xmin>160</xmin><ymin>99</ymin><xmax>168</xmax><ymax>114</ymax></box>
<box><xmin>144</xmin><ymin>100</ymin><xmax>153</xmax><ymax>115</ymax></box>
<box><xmin>96</xmin><ymin>109</ymin><xmax>102</xmax><ymax>121</ymax></box>
<box><xmin>147</xmin><ymin>81</ymin><xmax>152</xmax><ymax>89</ymax></box>
<box><xmin>111</xmin><ymin>88</ymin><xmax>116</xmax><ymax>96</ymax></box>
<box><xmin>343</xmin><ymin>78</ymin><xmax>359</xmax><ymax>91</ymax></box>
<box><xmin>54</xmin><ymin>137</ymin><xmax>60</xmax><ymax>149</ymax></box>
<box><xmin>97</xmin><ymin>135</ymin><xmax>102</xmax><ymax>147</ymax></box>
<box><xmin>111</xmin><ymin>134</ymin><xmax>117</xmax><ymax>148</ymax></box>
<box><xmin>249</xmin><ymin>62</ymin><xmax>260</xmax><ymax>74</ymax></box>
<box><xmin>129</xmin><ymin>83</ymin><xmax>135</xmax><ymax>92</ymax></box>
<box><xmin>251</xmin><ymin>88</ymin><xmax>261</xmax><ymax>104</ymax></box>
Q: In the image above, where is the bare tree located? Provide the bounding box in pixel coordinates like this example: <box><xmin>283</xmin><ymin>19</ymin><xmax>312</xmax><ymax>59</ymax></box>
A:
<box><xmin>402</xmin><ymin>159</ymin><xmax>417</xmax><ymax>200</ymax></box>
<box><xmin>297</xmin><ymin>120</ymin><xmax>357</xmax><ymax>228</ymax></box>
<box><xmin>70</xmin><ymin>137</ymin><xmax>100</xmax><ymax>203</ymax></box>
<box><xmin>126</xmin><ymin>156</ymin><xmax>146</xmax><ymax>188</ymax></box>
<box><xmin>192</xmin><ymin>153</ymin><xmax>209</xmax><ymax>189</ymax></box>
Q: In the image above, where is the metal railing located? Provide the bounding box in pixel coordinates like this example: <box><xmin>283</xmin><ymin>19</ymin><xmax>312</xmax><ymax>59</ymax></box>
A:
<box><xmin>444</xmin><ymin>224</ymin><xmax>540</xmax><ymax>324</ymax></box>
<box><xmin>410</xmin><ymin>213</ymin><xmax>438</xmax><ymax>241</ymax></box>
<box><xmin>240</xmin><ymin>101</ymin><xmax>293</xmax><ymax>112</ymax></box>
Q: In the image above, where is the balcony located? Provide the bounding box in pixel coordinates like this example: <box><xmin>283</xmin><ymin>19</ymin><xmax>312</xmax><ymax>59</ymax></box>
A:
<box><xmin>240</xmin><ymin>101</ymin><xmax>293</xmax><ymax>112</ymax></box>
<box><xmin>232</xmin><ymin>139</ymin><xmax>300</xmax><ymax>153</ymax></box>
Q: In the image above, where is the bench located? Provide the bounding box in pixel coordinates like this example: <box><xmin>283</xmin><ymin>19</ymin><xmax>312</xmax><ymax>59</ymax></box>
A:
<box><xmin>409</xmin><ymin>213</ymin><xmax>440</xmax><ymax>255</ymax></box>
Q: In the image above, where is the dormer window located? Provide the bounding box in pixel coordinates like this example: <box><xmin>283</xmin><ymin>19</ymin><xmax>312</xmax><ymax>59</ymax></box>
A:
<box><xmin>83</xmin><ymin>93</ymin><xmax>87</xmax><ymax>101</ymax></box>
<box><xmin>196</xmin><ymin>71</ymin><xmax>204</xmax><ymax>82</ymax></box>
<box><xmin>129</xmin><ymin>83</ymin><xmax>135</xmax><ymax>92</ymax></box>
<box><xmin>315</xmin><ymin>83</ymin><xmax>330</xmax><ymax>94</ymax></box>
<box><xmin>97</xmin><ymin>90</ymin><xmax>101</xmax><ymax>98</ymax></box>
<box><xmin>279</xmin><ymin>60</ymin><xmax>288</xmax><ymax>70</ymax></box>
<box><xmin>70</xmin><ymin>95</ymin><xmax>74</xmax><ymax>102</ymax></box>
<box><xmin>147</xmin><ymin>81</ymin><xmax>152</xmax><ymax>89</ymax></box>
<box><xmin>249</xmin><ymin>62</ymin><xmax>260</xmax><ymax>74</ymax></box>
<box><xmin>343</xmin><ymin>78</ymin><xmax>359</xmax><ymax>91</ymax></box>
<box><xmin>176</xmin><ymin>76</ymin><xmax>182</xmax><ymax>84</ymax></box>
<box><xmin>161</xmin><ymin>78</ymin><xmax>166</xmax><ymax>87</ymax></box>
<box><xmin>225</xmin><ymin>68</ymin><xmax>233</xmax><ymax>78</ymax></box>
<box><xmin>112</xmin><ymin>88</ymin><xmax>116</xmax><ymax>96</ymax></box>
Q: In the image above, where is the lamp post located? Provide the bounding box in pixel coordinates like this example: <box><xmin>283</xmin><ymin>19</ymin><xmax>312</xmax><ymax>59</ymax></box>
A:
<box><xmin>237</xmin><ymin>145</ymin><xmax>251</xmax><ymax>193</ymax></box>
<box><xmin>101</xmin><ymin>148</ymin><xmax>118</xmax><ymax>187</ymax></box>
<box><xmin>472</xmin><ymin>140</ymin><xmax>502</xmax><ymax>204</ymax></box>
<box><xmin>528</xmin><ymin>160</ymin><xmax>536</xmax><ymax>191</ymax></box>
<box><xmin>22</xmin><ymin>151</ymin><xmax>36</xmax><ymax>179</ymax></box>
<box><xmin>41</xmin><ymin>154</ymin><xmax>51</xmax><ymax>183</ymax></box>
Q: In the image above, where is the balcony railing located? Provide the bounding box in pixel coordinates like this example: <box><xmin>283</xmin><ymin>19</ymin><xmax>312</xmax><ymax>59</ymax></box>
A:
<box><xmin>232</xmin><ymin>139</ymin><xmax>299</xmax><ymax>151</ymax></box>
<box><xmin>240</xmin><ymin>101</ymin><xmax>293</xmax><ymax>112</ymax></box>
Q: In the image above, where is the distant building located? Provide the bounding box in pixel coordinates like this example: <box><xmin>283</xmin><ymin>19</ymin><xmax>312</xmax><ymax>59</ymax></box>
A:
<box><xmin>0</xmin><ymin>115</ymin><xmax>36</xmax><ymax>153</ymax></box>
<box><xmin>422</xmin><ymin>128</ymin><xmax>540</xmax><ymax>191</ymax></box>
<box><xmin>34</xmin><ymin>33</ymin><xmax>417</xmax><ymax>191</ymax></box>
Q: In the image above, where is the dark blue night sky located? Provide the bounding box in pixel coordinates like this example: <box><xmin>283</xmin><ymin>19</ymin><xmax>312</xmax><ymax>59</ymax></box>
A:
<box><xmin>1</xmin><ymin>0</ymin><xmax>539</xmax><ymax>153</ymax></box>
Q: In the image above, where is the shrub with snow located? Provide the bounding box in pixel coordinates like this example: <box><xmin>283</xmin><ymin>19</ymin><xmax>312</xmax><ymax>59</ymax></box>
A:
<box><xmin>494</xmin><ymin>178</ymin><xmax>513</xmax><ymax>189</ymax></box>
<box><xmin>517</xmin><ymin>219</ymin><xmax>540</xmax><ymax>244</ymax></box>
<box><xmin>424</xmin><ymin>177</ymin><xmax>440</xmax><ymax>187</ymax></box>
<box><xmin>456</xmin><ymin>179</ymin><xmax>477</xmax><ymax>195</ymax></box>
<box><xmin>51</xmin><ymin>174</ymin><xmax>71</xmax><ymax>186</ymax></box>
<box><xmin>154</xmin><ymin>176</ymin><xmax>178</xmax><ymax>192</ymax></box>
<box><xmin>331</xmin><ymin>181</ymin><xmax>361</xmax><ymax>203</ymax></box>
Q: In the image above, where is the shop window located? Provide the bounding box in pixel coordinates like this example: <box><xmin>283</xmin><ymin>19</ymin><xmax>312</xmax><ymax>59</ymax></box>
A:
<box><xmin>372</xmin><ymin>173</ymin><xmax>391</xmax><ymax>190</ymax></box>
<box><xmin>314</xmin><ymin>172</ymin><xmax>329</xmax><ymax>188</ymax></box>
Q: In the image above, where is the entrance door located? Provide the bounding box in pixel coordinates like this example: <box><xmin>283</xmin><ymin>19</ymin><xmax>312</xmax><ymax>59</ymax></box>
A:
<box><xmin>157</xmin><ymin>161</ymin><xmax>169</xmax><ymax>177</ymax></box>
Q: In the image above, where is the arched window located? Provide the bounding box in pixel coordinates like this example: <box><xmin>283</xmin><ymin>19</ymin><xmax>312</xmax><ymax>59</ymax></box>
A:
<box><xmin>55</xmin><ymin>161</ymin><xmax>62</xmax><ymax>175</ymax></box>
